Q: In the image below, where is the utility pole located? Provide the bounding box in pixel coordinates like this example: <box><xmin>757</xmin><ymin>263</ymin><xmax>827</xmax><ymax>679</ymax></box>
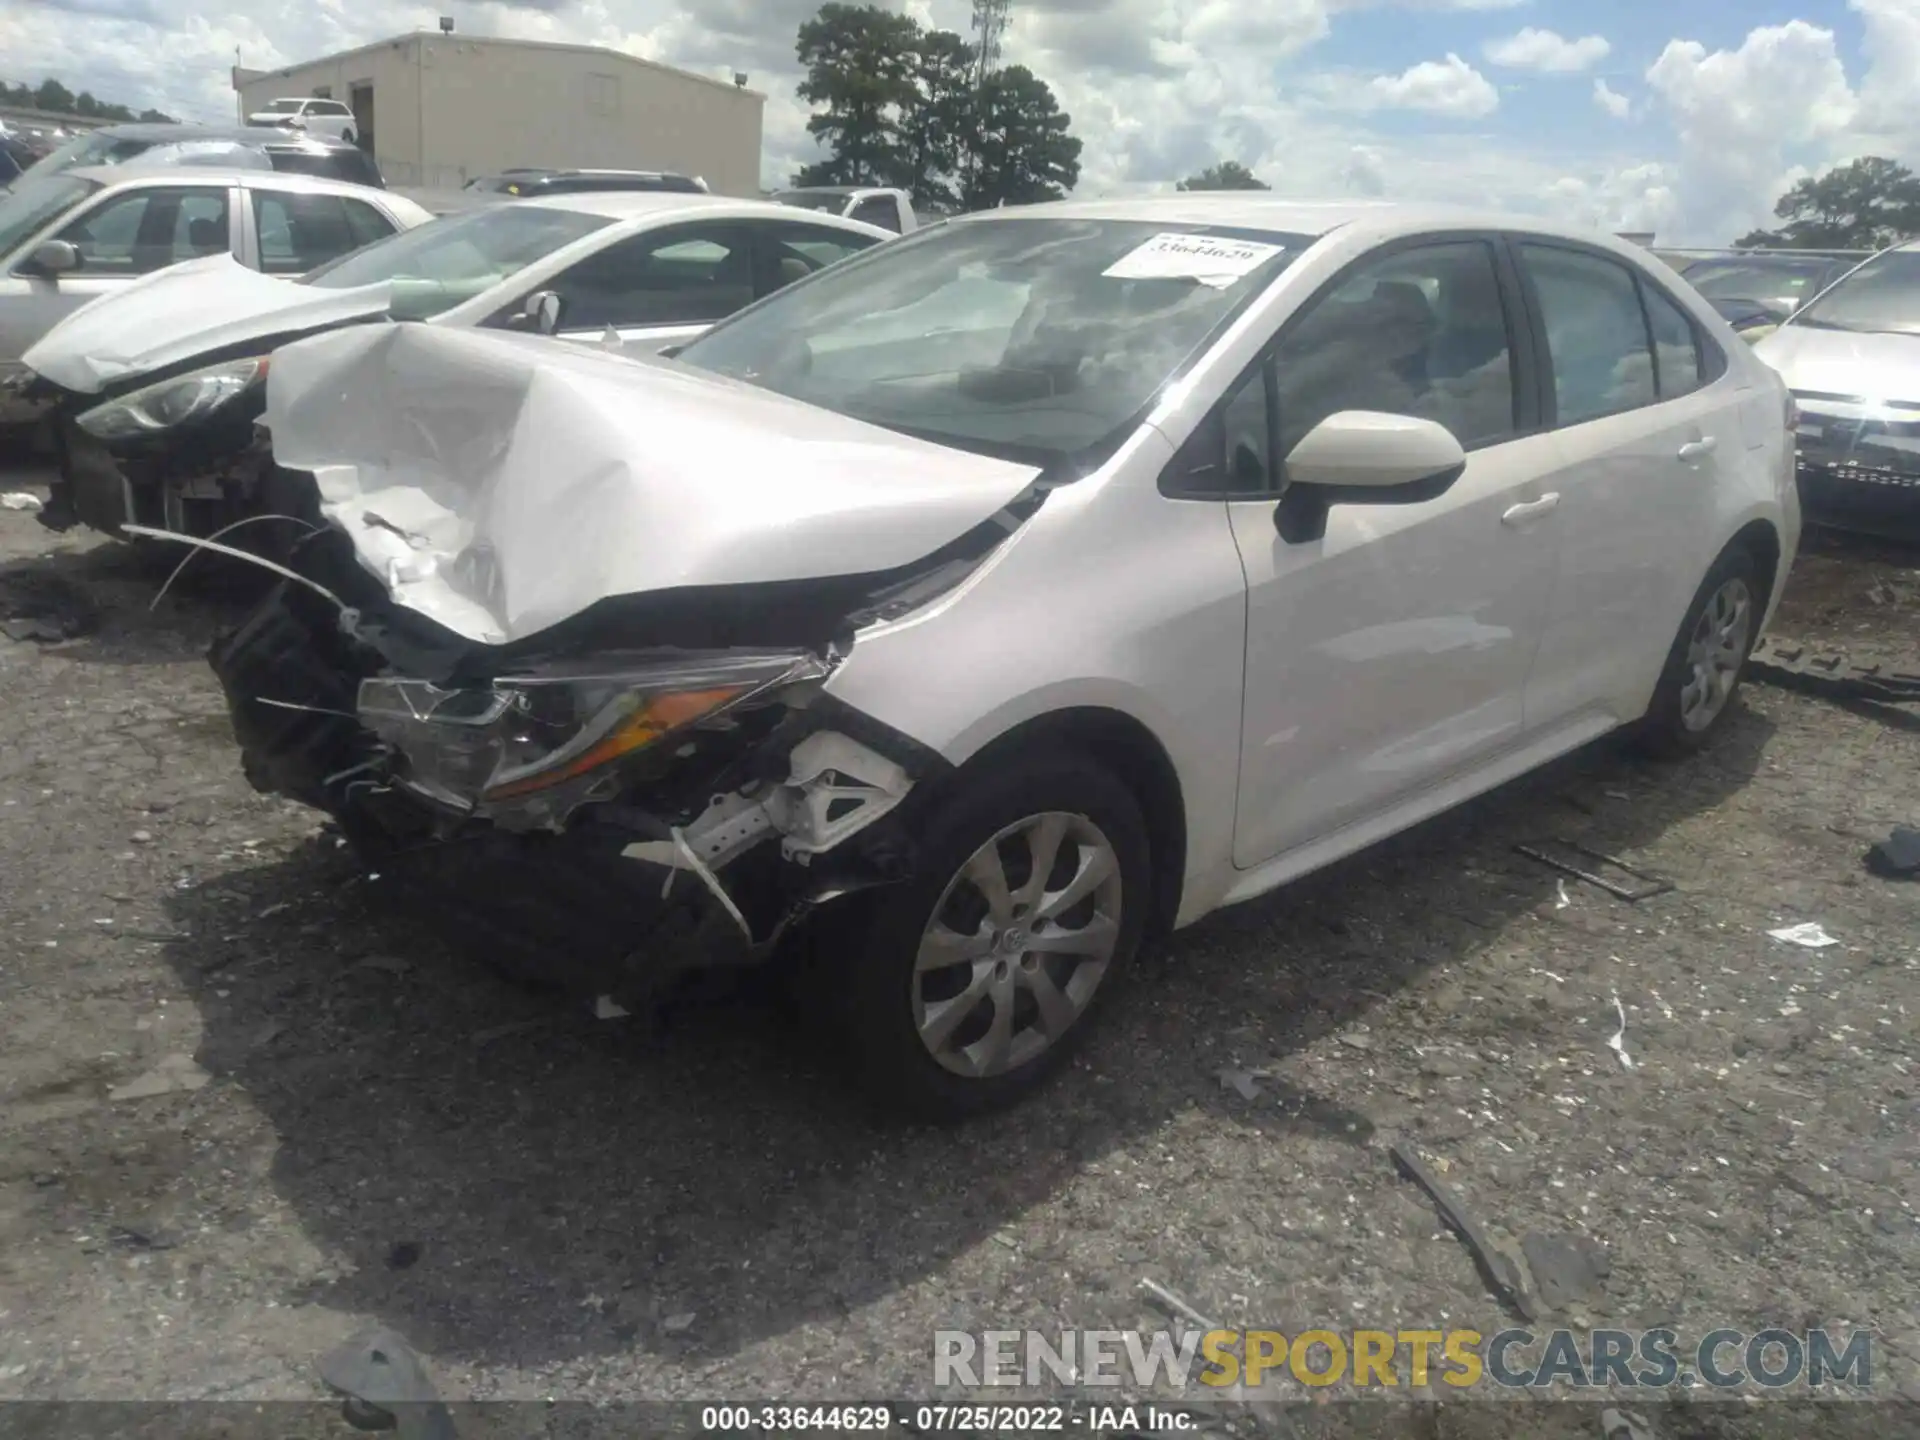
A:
<box><xmin>966</xmin><ymin>0</ymin><xmax>1010</xmax><ymax>201</ymax></box>
<box><xmin>970</xmin><ymin>0</ymin><xmax>1009</xmax><ymax>92</ymax></box>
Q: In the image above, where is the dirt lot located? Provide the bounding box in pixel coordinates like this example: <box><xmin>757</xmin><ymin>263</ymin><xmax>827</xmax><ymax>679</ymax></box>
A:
<box><xmin>0</xmin><ymin>474</ymin><xmax>1916</xmax><ymax>1436</ymax></box>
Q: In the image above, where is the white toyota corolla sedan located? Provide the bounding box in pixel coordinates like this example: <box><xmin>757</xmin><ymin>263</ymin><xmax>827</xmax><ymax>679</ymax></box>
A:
<box><xmin>210</xmin><ymin>198</ymin><xmax>1800</xmax><ymax>1118</ymax></box>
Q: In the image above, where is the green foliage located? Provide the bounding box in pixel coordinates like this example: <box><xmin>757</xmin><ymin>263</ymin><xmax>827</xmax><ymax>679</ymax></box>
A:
<box><xmin>1737</xmin><ymin>156</ymin><xmax>1920</xmax><ymax>250</ymax></box>
<box><xmin>0</xmin><ymin>76</ymin><xmax>175</xmax><ymax>123</ymax></box>
<box><xmin>791</xmin><ymin>3</ymin><xmax>1081</xmax><ymax>210</ymax></box>
<box><xmin>1177</xmin><ymin>161</ymin><xmax>1269</xmax><ymax>192</ymax></box>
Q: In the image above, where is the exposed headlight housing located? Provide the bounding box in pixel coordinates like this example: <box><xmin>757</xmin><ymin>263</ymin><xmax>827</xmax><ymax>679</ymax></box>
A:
<box><xmin>357</xmin><ymin>649</ymin><xmax>830</xmax><ymax>828</ymax></box>
<box><xmin>75</xmin><ymin>356</ymin><xmax>269</xmax><ymax>441</ymax></box>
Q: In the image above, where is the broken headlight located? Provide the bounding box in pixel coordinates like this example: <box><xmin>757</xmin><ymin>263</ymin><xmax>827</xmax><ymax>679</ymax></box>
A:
<box><xmin>356</xmin><ymin>650</ymin><xmax>828</xmax><ymax>820</ymax></box>
<box><xmin>75</xmin><ymin>356</ymin><xmax>269</xmax><ymax>441</ymax></box>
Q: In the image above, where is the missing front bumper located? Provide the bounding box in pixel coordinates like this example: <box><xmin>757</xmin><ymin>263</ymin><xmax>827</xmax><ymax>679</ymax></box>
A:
<box><xmin>208</xmin><ymin>573</ymin><xmax>933</xmax><ymax>1003</ymax></box>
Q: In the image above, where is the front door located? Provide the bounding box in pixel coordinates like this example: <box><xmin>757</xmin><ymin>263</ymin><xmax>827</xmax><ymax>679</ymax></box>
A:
<box><xmin>1217</xmin><ymin>237</ymin><xmax>1564</xmax><ymax>867</ymax></box>
<box><xmin>3</xmin><ymin>184</ymin><xmax>235</xmax><ymax>364</ymax></box>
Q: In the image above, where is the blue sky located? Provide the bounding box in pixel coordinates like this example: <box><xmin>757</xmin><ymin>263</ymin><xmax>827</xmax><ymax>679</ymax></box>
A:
<box><xmin>3</xmin><ymin>0</ymin><xmax>1915</xmax><ymax>243</ymax></box>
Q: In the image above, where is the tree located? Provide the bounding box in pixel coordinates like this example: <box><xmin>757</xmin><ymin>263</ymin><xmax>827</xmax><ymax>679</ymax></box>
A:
<box><xmin>960</xmin><ymin>65</ymin><xmax>1081</xmax><ymax>209</ymax></box>
<box><xmin>33</xmin><ymin>78</ymin><xmax>74</xmax><ymax>113</ymax></box>
<box><xmin>1737</xmin><ymin>156</ymin><xmax>1920</xmax><ymax>250</ymax></box>
<box><xmin>896</xmin><ymin>27</ymin><xmax>975</xmax><ymax>211</ymax></box>
<box><xmin>1178</xmin><ymin>161</ymin><xmax>1269</xmax><ymax>192</ymax></box>
<box><xmin>793</xmin><ymin>3</ymin><xmax>924</xmax><ymax>188</ymax></box>
<box><xmin>791</xmin><ymin>3</ymin><xmax>1081</xmax><ymax>210</ymax></box>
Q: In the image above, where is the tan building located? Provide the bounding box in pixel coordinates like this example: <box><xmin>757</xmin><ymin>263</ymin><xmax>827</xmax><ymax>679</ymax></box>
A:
<box><xmin>232</xmin><ymin>31</ymin><xmax>765</xmax><ymax>196</ymax></box>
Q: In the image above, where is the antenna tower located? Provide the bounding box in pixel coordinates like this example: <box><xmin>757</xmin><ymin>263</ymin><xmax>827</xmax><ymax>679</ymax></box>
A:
<box><xmin>970</xmin><ymin>0</ymin><xmax>1010</xmax><ymax>90</ymax></box>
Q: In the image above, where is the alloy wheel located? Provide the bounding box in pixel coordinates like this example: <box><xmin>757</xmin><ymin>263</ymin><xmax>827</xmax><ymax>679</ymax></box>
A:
<box><xmin>911</xmin><ymin>811</ymin><xmax>1124</xmax><ymax>1079</ymax></box>
<box><xmin>1679</xmin><ymin>575</ymin><xmax>1753</xmax><ymax>732</ymax></box>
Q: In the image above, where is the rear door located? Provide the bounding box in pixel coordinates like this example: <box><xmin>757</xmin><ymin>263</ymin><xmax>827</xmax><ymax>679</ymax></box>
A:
<box><xmin>1508</xmin><ymin>237</ymin><xmax>1739</xmax><ymax>728</ymax></box>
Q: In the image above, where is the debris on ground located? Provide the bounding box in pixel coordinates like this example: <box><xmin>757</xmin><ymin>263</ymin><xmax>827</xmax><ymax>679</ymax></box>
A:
<box><xmin>662</xmin><ymin>1311</ymin><xmax>698</xmax><ymax>1334</ymax></box>
<box><xmin>1600</xmin><ymin>1408</ymin><xmax>1659</xmax><ymax>1440</ymax></box>
<box><xmin>1866</xmin><ymin>825</ymin><xmax>1920</xmax><ymax>880</ymax></box>
<box><xmin>107</xmin><ymin>1053</ymin><xmax>211</xmax><ymax>1102</ymax></box>
<box><xmin>317</xmin><ymin>1325</ymin><xmax>458</xmax><ymax>1440</ymax></box>
<box><xmin>1389</xmin><ymin>1141</ymin><xmax>1538</xmax><ymax>1321</ymax></box>
<box><xmin>1215</xmin><ymin>1066</ymin><xmax>1268</xmax><ymax>1101</ymax></box>
<box><xmin>1768</xmin><ymin>920</ymin><xmax>1840</xmax><ymax>948</ymax></box>
<box><xmin>1514</xmin><ymin>839</ymin><xmax>1673</xmax><ymax>902</ymax></box>
<box><xmin>0</xmin><ymin>492</ymin><xmax>42</xmax><ymax>512</ymax></box>
<box><xmin>387</xmin><ymin>1241</ymin><xmax>422</xmax><ymax>1270</ymax></box>
<box><xmin>1606</xmin><ymin>993</ymin><xmax>1634</xmax><ymax>1070</ymax></box>
<box><xmin>108</xmin><ymin>1225</ymin><xmax>179</xmax><ymax>1252</ymax></box>
<box><xmin>1138</xmin><ymin>1277</ymin><xmax>1220</xmax><ymax>1331</ymax></box>
<box><xmin>0</xmin><ymin>570</ymin><xmax>99</xmax><ymax>643</ymax></box>
<box><xmin>1749</xmin><ymin>636</ymin><xmax>1920</xmax><ymax>705</ymax></box>
<box><xmin>1519</xmin><ymin>1231</ymin><xmax>1611</xmax><ymax>1311</ymax></box>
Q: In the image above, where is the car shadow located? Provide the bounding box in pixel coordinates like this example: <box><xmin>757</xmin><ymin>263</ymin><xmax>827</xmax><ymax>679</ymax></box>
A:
<box><xmin>0</xmin><ymin>537</ymin><xmax>266</xmax><ymax>666</ymax></box>
<box><xmin>151</xmin><ymin>697</ymin><xmax>1776</xmax><ymax>1373</ymax></box>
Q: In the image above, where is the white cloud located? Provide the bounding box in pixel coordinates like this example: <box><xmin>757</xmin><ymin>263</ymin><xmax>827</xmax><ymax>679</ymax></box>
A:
<box><xmin>1641</xmin><ymin>20</ymin><xmax>1858</xmax><ymax>241</ymax></box>
<box><xmin>1361</xmin><ymin>53</ymin><xmax>1500</xmax><ymax>118</ymax></box>
<box><xmin>6</xmin><ymin>0</ymin><xmax>1920</xmax><ymax>249</ymax></box>
<box><xmin>1485</xmin><ymin>26</ymin><xmax>1611</xmax><ymax>73</ymax></box>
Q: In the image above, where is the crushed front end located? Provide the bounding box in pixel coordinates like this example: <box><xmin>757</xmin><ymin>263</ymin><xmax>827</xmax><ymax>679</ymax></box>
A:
<box><xmin>208</xmin><ymin>530</ymin><xmax>949</xmax><ymax>1007</ymax></box>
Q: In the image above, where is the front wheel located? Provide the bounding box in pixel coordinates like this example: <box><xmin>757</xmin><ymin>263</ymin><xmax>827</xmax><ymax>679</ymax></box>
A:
<box><xmin>835</xmin><ymin>748</ymin><xmax>1152</xmax><ymax>1120</ymax></box>
<box><xmin>1634</xmin><ymin>545</ymin><xmax>1762</xmax><ymax>758</ymax></box>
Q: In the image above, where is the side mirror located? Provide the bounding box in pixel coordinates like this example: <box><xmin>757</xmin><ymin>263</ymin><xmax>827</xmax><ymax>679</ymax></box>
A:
<box><xmin>523</xmin><ymin>290</ymin><xmax>564</xmax><ymax>336</ymax></box>
<box><xmin>1274</xmin><ymin>410</ymin><xmax>1466</xmax><ymax>545</ymax></box>
<box><xmin>26</xmin><ymin>239</ymin><xmax>80</xmax><ymax>276</ymax></box>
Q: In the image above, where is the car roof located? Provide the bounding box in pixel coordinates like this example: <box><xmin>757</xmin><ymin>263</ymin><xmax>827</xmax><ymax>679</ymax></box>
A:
<box><xmin>953</xmin><ymin>195</ymin><xmax>1689</xmax><ymax>252</ymax></box>
<box><xmin>75</xmin><ymin>122</ymin><xmax>359</xmax><ymax>152</ymax></box>
<box><xmin>66</xmin><ymin>163</ymin><xmax>384</xmax><ymax>195</ymax></box>
<box><xmin>514</xmin><ymin>191</ymin><xmax>879</xmax><ymax>226</ymax></box>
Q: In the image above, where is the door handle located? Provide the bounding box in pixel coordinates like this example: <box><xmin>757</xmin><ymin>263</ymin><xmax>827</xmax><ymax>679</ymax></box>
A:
<box><xmin>1677</xmin><ymin>436</ymin><xmax>1718</xmax><ymax>461</ymax></box>
<box><xmin>1501</xmin><ymin>493</ymin><xmax>1560</xmax><ymax>526</ymax></box>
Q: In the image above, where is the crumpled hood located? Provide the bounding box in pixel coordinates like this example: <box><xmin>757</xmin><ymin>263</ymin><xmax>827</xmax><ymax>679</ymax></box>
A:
<box><xmin>1753</xmin><ymin>322</ymin><xmax>1920</xmax><ymax>403</ymax></box>
<box><xmin>265</xmin><ymin>323</ymin><xmax>1043</xmax><ymax>647</ymax></box>
<box><xmin>23</xmin><ymin>253</ymin><xmax>392</xmax><ymax>394</ymax></box>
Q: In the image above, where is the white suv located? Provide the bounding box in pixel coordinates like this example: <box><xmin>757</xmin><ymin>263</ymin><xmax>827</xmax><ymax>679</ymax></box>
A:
<box><xmin>247</xmin><ymin>98</ymin><xmax>358</xmax><ymax>146</ymax></box>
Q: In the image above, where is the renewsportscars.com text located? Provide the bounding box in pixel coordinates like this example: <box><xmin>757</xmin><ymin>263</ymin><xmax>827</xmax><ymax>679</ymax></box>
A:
<box><xmin>933</xmin><ymin>1327</ymin><xmax>1874</xmax><ymax>1391</ymax></box>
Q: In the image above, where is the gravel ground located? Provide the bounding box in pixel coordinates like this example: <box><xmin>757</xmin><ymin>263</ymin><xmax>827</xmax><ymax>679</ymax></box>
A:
<box><xmin>1</xmin><ymin>474</ymin><xmax>1917</xmax><ymax>1437</ymax></box>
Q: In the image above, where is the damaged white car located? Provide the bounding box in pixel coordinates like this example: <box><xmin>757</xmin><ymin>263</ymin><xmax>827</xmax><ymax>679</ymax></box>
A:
<box><xmin>210</xmin><ymin>199</ymin><xmax>1800</xmax><ymax>1117</ymax></box>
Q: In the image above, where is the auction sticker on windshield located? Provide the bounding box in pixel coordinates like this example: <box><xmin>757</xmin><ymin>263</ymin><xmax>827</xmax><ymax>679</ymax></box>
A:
<box><xmin>1103</xmin><ymin>232</ymin><xmax>1285</xmax><ymax>288</ymax></box>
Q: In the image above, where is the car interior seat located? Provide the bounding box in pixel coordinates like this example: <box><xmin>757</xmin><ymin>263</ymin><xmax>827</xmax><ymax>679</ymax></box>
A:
<box><xmin>187</xmin><ymin>215</ymin><xmax>225</xmax><ymax>255</ymax></box>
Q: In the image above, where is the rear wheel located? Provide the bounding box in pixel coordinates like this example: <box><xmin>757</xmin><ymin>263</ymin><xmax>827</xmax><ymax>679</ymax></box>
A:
<box><xmin>1634</xmin><ymin>545</ymin><xmax>1761</xmax><ymax>758</ymax></box>
<box><xmin>835</xmin><ymin>748</ymin><xmax>1150</xmax><ymax>1120</ymax></box>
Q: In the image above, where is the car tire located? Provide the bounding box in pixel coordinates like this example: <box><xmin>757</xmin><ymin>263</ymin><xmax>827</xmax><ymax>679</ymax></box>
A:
<box><xmin>1633</xmin><ymin>544</ymin><xmax>1763</xmax><ymax>759</ymax></box>
<box><xmin>833</xmin><ymin>746</ymin><xmax>1152</xmax><ymax>1121</ymax></box>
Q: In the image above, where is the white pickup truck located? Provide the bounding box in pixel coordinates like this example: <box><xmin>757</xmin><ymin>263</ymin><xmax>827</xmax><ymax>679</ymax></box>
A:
<box><xmin>769</xmin><ymin>186</ymin><xmax>920</xmax><ymax>234</ymax></box>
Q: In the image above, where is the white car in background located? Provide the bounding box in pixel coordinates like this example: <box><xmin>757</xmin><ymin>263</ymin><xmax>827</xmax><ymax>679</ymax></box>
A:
<box><xmin>247</xmin><ymin>98</ymin><xmax>359</xmax><ymax>145</ymax></box>
<box><xmin>1751</xmin><ymin>239</ymin><xmax>1920</xmax><ymax>540</ymax></box>
<box><xmin>20</xmin><ymin>192</ymin><xmax>892</xmax><ymax>537</ymax></box>
<box><xmin>212</xmin><ymin>198</ymin><xmax>1800</xmax><ymax>1119</ymax></box>
<box><xmin>0</xmin><ymin>165</ymin><xmax>429</xmax><ymax>424</ymax></box>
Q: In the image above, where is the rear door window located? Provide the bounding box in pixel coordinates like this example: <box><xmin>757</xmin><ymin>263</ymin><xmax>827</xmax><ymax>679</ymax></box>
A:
<box><xmin>544</xmin><ymin>223</ymin><xmax>756</xmax><ymax>329</ymax></box>
<box><xmin>1518</xmin><ymin>244</ymin><xmax>1657</xmax><ymax>426</ymax></box>
<box><xmin>253</xmin><ymin>190</ymin><xmax>395</xmax><ymax>274</ymax></box>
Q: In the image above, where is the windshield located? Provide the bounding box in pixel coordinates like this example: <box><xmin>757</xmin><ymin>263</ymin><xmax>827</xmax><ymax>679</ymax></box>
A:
<box><xmin>0</xmin><ymin>173</ymin><xmax>98</xmax><ymax>258</ymax></box>
<box><xmin>1685</xmin><ymin>257</ymin><xmax>1840</xmax><ymax>307</ymax></box>
<box><xmin>1791</xmin><ymin>251</ymin><xmax>1920</xmax><ymax>334</ymax></box>
<box><xmin>676</xmin><ymin>217</ymin><xmax>1306</xmax><ymax>462</ymax></box>
<box><xmin>300</xmin><ymin>203</ymin><xmax>613</xmax><ymax>316</ymax></box>
<box><xmin>771</xmin><ymin>190</ymin><xmax>852</xmax><ymax>215</ymax></box>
